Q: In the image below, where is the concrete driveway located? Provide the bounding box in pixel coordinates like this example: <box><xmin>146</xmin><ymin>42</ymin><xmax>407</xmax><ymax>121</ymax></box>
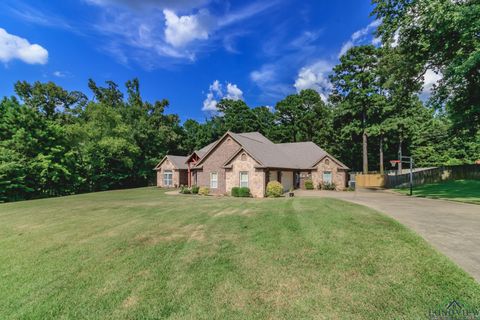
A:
<box><xmin>295</xmin><ymin>189</ymin><xmax>480</xmax><ymax>282</ymax></box>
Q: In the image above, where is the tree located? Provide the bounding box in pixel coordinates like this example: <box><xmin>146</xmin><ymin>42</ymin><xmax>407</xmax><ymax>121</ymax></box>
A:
<box><xmin>274</xmin><ymin>89</ymin><xmax>331</xmax><ymax>144</ymax></box>
<box><xmin>372</xmin><ymin>0</ymin><xmax>480</xmax><ymax>143</ymax></box>
<box><xmin>330</xmin><ymin>45</ymin><xmax>384</xmax><ymax>173</ymax></box>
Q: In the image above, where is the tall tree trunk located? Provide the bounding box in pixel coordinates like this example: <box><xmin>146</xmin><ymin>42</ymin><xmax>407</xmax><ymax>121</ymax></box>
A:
<box><xmin>362</xmin><ymin>111</ymin><xmax>368</xmax><ymax>174</ymax></box>
<box><xmin>398</xmin><ymin>135</ymin><xmax>403</xmax><ymax>174</ymax></box>
<box><xmin>362</xmin><ymin>132</ymin><xmax>368</xmax><ymax>174</ymax></box>
<box><xmin>379</xmin><ymin>134</ymin><xmax>384</xmax><ymax>175</ymax></box>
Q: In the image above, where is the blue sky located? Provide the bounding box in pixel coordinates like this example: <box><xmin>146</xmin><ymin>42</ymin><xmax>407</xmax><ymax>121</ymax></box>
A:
<box><xmin>0</xmin><ymin>0</ymin><xmax>383</xmax><ymax>122</ymax></box>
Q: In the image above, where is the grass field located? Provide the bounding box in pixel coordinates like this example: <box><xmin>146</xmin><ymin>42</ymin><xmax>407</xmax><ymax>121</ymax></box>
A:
<box><xmin>1</xmin><ymin>188</ymin><xmax>479</xmax><ymax>319</ymax></box>
<box><xmin>396</xmin><ymin>179</ymin><xmax>480</xmax><ymax>204</ymax></box>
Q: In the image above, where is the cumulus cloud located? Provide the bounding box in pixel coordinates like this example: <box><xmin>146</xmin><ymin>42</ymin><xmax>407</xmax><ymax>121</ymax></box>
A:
<box><xmin>202</xmin><ymin>80</ymin><xmax>244</xmax><ymax>112</ymax></box>
<box><xmin>294</xmin><ymin>60</ymin><xmax>332</xmax><ymax>101</ymax></box>
<box><xmin>225</xmin><ymin>83</ymin><xmax>243</xmax><ymax>100</ymax></box>
<box><xmin>163</xmin><ymin>9</ymin><xmax>214</xmax><ymax>47</ymax></box>
<box><xmin>338</xmin><ymin>20</ymin><xmax>381</xmax><ymax>58</ymax></box>
<box><xmin>0</xmin><ymin>28</ymin><xmax>48</xmax><ymax>65</ymax></box>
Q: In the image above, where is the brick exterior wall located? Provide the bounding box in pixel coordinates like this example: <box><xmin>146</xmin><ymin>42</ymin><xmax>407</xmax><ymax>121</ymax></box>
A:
<box><xmin>225</xmin><ymin>151</ymin><xmax>266</xmax><ymax>198</ymax></box>
<box><xmin>311</xmin><ymin>156</ymin><xmax>347</xmax><ymax>190</ymax></box>
<box><xmin>195</xmin><ymin>136</ymin><xmax>241</xmax><ymax>195</ymax></box>
<box><xmin>156</xmin><ymin>159</ymin><xmax>178</xmax><ymax>187</ymax></box>
<box><xmin>156</xmin><ymin>158</ymin><xmax>188</xmax><ymax>188</ymax></box>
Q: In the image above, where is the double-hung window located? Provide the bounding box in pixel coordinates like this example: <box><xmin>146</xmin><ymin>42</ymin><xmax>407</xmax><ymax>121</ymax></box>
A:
<box><xmin>323</xmin><ymin>171</ymin><xmax>332</xmax><ymax>184</ymax></box>
<box><xmin>210</xmin><ymin>172</ymin><xmax>218</xmax><ymax>189</ymax></box>
<box><xmin>163</xmin><ymin>170</ymin><xmax>173</xmax><ymax>186</ymax></box>
<box><xmin>239</xmin><ymin>172</ymin><xmax>249</xmax><ymax>188</ymax></box>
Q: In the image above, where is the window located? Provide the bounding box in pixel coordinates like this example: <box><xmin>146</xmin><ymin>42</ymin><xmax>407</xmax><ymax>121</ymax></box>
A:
<box><xmin>323</xmin><ymin>171</ymin><xmax>332</xmax><ymax>184</ymax></box>
<box><xmin>163</xmin><ymin>170</ymin><xmax>173</xmax><ymax>186</ymax></box>
<box><xmin>239</xmin><ymin>172</ymin><xmax>249</xmax><ymax>188</ymax></box>
<box><xmin>325</xmin><ymin>159</ymin><xmax>330</xmax><ymax>165</ymax></box>
<box><xmin>210</xmin><ymin>172</ymin><xmax>218</xmax><ymax>189</ymax></box>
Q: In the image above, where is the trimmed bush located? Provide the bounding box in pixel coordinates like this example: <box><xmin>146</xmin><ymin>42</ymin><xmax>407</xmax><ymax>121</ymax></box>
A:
<box><xmin>231</xmin><ymin>187</ymin><xmax>239</xmax><ymax>197</ymax></box>
<box><xmin>198</xmin><ymin>186</ymin><xmax>210</xmax><ymax>196</ymax></box>
<box><xmin>266</xmin><ymin>181</ymin><xmax>283</xmax><ymax>197</ymax></box>
<box><xmin>238</xmin><ymin>187</ymin><xmax>250</xmax><ymax>197</ymax></box>
<box><xmin>304</xmin><ymin>179</ymin><xmax>314</xmax><ymax>190</ymax></box>
<box><xmin>191</xmin><ymin>185</ymin><xmax>199</xmax><ymax>194</ymax></box>
<box><xmin>231</xmin><ymin>187</ymin><xmax>250</xmax><ymax>197</ymax></box>
<box><xmin>321</xmin><ymin>182</ymin><xmax>336</xmax><ymax>190</ymax></box>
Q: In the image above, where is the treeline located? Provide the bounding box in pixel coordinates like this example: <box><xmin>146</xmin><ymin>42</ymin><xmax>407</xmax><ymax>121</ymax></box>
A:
<box><xmin>1</xmin><ymin>0</ymin><xmax>478</xmax><ymax>202</ymax></box>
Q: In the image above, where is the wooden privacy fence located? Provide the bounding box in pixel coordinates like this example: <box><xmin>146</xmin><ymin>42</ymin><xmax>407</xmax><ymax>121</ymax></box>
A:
<box><xmin>355</xmin><ymin>174</ymin><xmax>387</xmax><ymax>188</ymax></box>
<box><xmin>385</xmin><ymin>164</ymin><xmax>480</xmax><ymax>188</ymax></box>
<box><xmin>353</xmin><ymin>164</ymin><xmax>480</xmax><ymax>189</ymax></box>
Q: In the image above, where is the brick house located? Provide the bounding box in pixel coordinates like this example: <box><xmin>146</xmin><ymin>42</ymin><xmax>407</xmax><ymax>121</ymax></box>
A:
<box><xmin>154</xmin><ymin>132</ymin><xmax>349</xmax><ymax>197</ymax></box>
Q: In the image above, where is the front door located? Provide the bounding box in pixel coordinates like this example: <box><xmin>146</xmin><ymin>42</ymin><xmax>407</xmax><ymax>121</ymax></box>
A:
<box><xmin>294</xmin><ymin>171</ymin><xmax>300</xmax><ymax>189</ymax></box>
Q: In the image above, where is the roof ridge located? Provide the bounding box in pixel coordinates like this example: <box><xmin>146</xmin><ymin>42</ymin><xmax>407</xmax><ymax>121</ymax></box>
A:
<box><xmin>233</xmin><ymin>132</ymin><xmax>271</xmax><ymax>144</ymax></box>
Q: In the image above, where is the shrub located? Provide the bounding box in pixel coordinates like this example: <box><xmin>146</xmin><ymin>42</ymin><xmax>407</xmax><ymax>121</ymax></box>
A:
<box><xmin>231</xmin><ymin>187</ymin><xmax>250</xmax><ymax>197</ymax></box>
<box><xmin>304</xmin><ymin>179</ymin><xmax>314</xmax><ymax>190</ymax></box>
<box><xmin>266</xmin><ymin>181</ymin><xmax>283</xmax><ymax>197</ymax></box>
<box><xmin>198</xmin><ymin>186</ymin><xmax>210</xmax><ymax>196</ymax></box>
<box><xmin>191</xmin><ymin>185</ymin><xmax>199</xmax><ymax>194</ymax></box>
<box><xmin>238</xmin><ymin>187</ymin><xmax>250</xmax><ymax>197</ymax></box>
<box><xmin>179</xmin><ymin>186</ymin><xmax>192</xmax><ymax>194</ymax></box>
<box><xmin>321</xmin><ymin>182</ymin><xmax>336</xmax><ymax>190</ymax></box>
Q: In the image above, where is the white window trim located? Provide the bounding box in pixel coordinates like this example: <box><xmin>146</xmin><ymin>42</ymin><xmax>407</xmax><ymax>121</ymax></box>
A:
<box><xmin>163</xmin><ymin>170</ymin><xmax>173</xmax><ymax>186</ymax></box>
<box><xmin>323</xmin><ymin>171</ymin><xmax>332</xmax><ymax>184</ymax></box>
<box><xmin>239</xmin><ymin>171</ymin><xmax>249</xmax><ymax>188</ymax></box>
<box><xmin>210</xmin><ymin>172</ymin><xmax>218</xmax><ymax>189</ymax></box>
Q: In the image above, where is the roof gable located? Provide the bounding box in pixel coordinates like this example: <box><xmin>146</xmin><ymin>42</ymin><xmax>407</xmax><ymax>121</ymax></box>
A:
<box><xmin>189</xmin><ymin>131</ymin><xmax>348</xmax><ymax>170</ymax></box>
<box><xmin>154</xmin><ymin>155</ymin><xmax>189</xmax><ymax>170</ymax></box>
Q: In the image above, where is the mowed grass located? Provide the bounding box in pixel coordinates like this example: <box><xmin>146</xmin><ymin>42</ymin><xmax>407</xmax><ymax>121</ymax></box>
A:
<box><xmin>397</xmin><ymin>179</ymin><xmax>480</xmax><ymax>204</ymax></box>
<box><xmin>1</xmin><ymin>188</ymin><xmax>479</xmax><ymax>319</ymax></box>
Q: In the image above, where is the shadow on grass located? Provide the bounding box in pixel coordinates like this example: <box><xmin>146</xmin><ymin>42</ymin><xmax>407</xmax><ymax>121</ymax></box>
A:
<box><xmin>397</xmin><ymin>180</ymin><xmax>480</xmax><ymax>204</ymax></box>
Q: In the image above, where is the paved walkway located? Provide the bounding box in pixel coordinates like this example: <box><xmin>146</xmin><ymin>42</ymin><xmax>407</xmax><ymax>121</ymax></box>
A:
<box><xmin>295</xmin><ymin>189</ymin><xmax>480</xmax><ymax>282</ymax></box>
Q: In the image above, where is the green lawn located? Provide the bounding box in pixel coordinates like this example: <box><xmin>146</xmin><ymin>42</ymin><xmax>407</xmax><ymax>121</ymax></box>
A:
<box><xmin>1</xmin><ymin>188</ymin><xmax>479</xmax><ymax>319</ymax></box>
<box><xmin>396</xmin><ymin>179</ymin><xmax>480</xmax><ymax>204</ymax></box>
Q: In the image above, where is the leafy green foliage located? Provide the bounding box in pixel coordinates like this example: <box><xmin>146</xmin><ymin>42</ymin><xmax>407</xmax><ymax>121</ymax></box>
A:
<box><xmin>372</xmin><ymin>0</ymin><xmax>480</xmax><ymax>156</ymax></box>
<box><xmin>320</xmin><ymin>182</ymin><xmax>336</xmax><ymax>190</ymax></box>
<box><xmin>266</xmin><ymin>181</ymin><xmax>283</xmax><ymax>197</ymax></box>
<box><xmin>191</xmin><ymin>185</ymin><xmax>200</xmax><ymax>194</ymax></box>
<box><xmin>304</xmin><ymin>179</ymin><xmax>314</xmax><ymax>190</ymax></box>
<box><xmin>198</xmin><ymin>186</ymin><xmax>210</xmax><ymax>196</ymax></box>
<box><xmin>231</xmin><ymin>187</ymin><xmax>250</xmax><ymax>197</ymax></box>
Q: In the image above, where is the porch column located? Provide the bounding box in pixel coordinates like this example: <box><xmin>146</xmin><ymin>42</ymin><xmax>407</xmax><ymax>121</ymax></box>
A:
<box><xmin>187</xmin><ymin>162</ymin><xmax>191</xmax><ymax>187</ymax></box>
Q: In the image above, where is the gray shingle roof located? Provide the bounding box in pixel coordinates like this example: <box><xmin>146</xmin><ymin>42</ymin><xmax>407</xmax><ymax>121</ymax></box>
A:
<box><xmin>162</xmin><ymin>155</ymin><xmax>189</xmax><ymax>170</ymax></box>
<box><xmin>193</xmin><ymin>131</ymin><xmax>349</xmax><ymax>170</ymax></box>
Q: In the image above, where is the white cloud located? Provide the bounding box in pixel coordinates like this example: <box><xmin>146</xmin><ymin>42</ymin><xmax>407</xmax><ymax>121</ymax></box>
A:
<box><xmin>225</xmin><ymin>83</ymin><xmax>243</xmax><ymax>100</ymax></box>
<box><xmin>86</xmin><ymin>0</ymin><xmax>211</xmax><ymax>11</ymax></box>
<box><xmin>422</xmin><ymin>69</ymin><xmax>442</xmax><ymax>96</ymax></box>
<box><xmin>338</xmin><ymin>20</ymin><xmax>381</xmax><ymax>58</ymax></box>
<box><xmin>53</xmin><ymin>71</ymin><xmax>66</xmax><ymax>77</ymax></box>
<box><xmin>294</xmin><ymin>60</ymin><xmax>332</xmax><ymax>101</ymax></box>
<box><xmin>202</xmin><ymin>80</ymin><xmax>244</xmax><ymax>112</ymax></box>
<box><xmin>0</xmin><ymin>28</ymin><xmax>48</xmax><ymax>65</ymax></box>
<box><xmin>163</xmin><ymin>9</ymin><xmax>214</xmax><ymax>47</ymax></box>
<box><xmin>202</xmin><ymin>92</ymin><xmax>218</xmax><ymax>111</ymax></box>
<box><xmin>82</xmin><ymin>1</ymin><xmax>277</xmax><ymax>67</ymax></box>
